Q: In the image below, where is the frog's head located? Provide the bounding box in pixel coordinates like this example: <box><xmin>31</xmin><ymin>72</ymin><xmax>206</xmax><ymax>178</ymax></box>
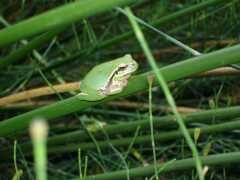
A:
<box><xmin>101</xmin><ymin>54</ymin><xmax>138</xmax><ymax>95</ymax></box>
<box><xmin>112</xmin><ymin>54</ymin><xmax>138</xmax><ymax>81</ymax></box>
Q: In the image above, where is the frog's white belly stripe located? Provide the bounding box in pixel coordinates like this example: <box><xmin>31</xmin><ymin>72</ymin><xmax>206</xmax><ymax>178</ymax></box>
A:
<box><xmin>101</xmin><ymin>63</ymin><xmax>128</xmax><ymax>92</ymax></box>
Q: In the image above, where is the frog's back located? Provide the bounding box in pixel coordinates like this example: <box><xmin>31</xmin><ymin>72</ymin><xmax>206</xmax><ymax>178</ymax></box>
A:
<box><xmin>81</xmin><ymin>54</ymin><xmax>134</xmax><ymax>91</ymax></box>
<box><xmin>82</xmin><ymin>62</ymin><xmax>114</xmax><ymax>90</ymax></box>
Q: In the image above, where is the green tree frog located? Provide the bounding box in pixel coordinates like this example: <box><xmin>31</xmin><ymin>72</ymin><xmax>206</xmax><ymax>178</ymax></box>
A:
<box><xmin>77</xmin><ymin>54</ymin><xmax>138</xmax><ymax>101</ymax></box>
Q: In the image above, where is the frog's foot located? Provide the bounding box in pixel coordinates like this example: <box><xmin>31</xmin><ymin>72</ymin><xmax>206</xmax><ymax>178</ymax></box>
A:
<box><xmin>77</xmin><ymin>92</ymin><xmax>89</xmax><ymax>100</ymax></box>
<box><xmin>77</xmin><ymin>92</ymin><xmax>105</xmax><ymax>101</ymax></box>
<box><xmin>77</xmin><ymin>92</ymin><xmax>88</xmax><ymax>96</ymax></box>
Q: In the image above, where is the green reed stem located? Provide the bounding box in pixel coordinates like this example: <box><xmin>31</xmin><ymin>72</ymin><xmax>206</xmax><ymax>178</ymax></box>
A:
<box><xmin>0</xmin><ymin>44</ymin><xmax>240</xmax><ymax>137</ymax></box>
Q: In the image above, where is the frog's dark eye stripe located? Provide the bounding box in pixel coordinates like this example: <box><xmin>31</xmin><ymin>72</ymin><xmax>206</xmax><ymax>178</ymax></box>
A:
<box><xmin>115</xmin><ymin>64</ymin><xmax>129</xmax><ymax>75</ymax></box>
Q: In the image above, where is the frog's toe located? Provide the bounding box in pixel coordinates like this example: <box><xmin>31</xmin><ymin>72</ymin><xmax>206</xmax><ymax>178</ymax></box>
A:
<box><xmin>77</xmin><ymin>92</ymin><xmax>88</xmax><ymax>96</ymax></box>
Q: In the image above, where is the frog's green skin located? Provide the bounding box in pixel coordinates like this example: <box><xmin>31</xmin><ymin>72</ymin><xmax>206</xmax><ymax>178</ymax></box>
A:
<box><xmin>77</xmin><ymin>54</ymin><xmax>138</xmax><ymax>101</ymax></box>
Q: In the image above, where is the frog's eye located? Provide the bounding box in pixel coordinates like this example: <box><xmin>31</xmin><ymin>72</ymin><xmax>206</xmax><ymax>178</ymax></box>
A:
<box><xmin>116</xmin><ymin>64</ymin><xmax>128</xmax><ymax>75</ymax></box>
<box><xmin>118</xmin><ymin>63</ymin><xmax>128</xmax><ymax>68</ymax></box>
